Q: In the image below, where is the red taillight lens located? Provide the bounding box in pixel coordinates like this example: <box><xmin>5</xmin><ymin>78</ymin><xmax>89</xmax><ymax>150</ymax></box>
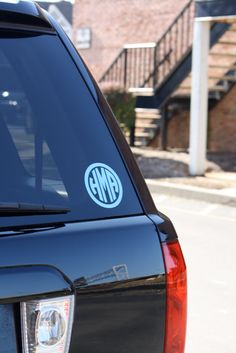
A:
<box><xmin>162</xmin><ymin>240</ymin><xmax>187</xmax><ymax>353</ymax></box>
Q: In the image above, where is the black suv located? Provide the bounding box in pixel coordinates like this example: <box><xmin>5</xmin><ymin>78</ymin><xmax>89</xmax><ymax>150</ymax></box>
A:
<box><xmin>0</xmin><ymin>2</ymin><xmax>187</xmax><ymax>353</ymax></box>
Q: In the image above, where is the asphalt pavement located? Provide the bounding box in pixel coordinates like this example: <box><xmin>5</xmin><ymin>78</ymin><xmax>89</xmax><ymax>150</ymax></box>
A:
<box><xmin>152</xmin><ymin>193</ymin><xmax>236</xmax><ymax>353</ymax></box>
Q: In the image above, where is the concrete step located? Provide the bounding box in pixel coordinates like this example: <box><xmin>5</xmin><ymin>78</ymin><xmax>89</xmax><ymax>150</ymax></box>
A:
<box><xmin>208</xmin><ymin>55</ymin><xmax>236</xmax><ymax>68</ymax></box>
<box><xmin>209</xmin><ymin>75</ymin><xmax>236</xmax><ymax>82</ymax></box>
<box><xmin>181</xmin><ymin>75</ymin><xmax>236</xmax><ymax>88</ymax></box>
<box><xmin>134</xmin><ymin>131</ymin><xmax>151</xmax><ymax>138</ymax></box>
<box><xmin>134</xmin><ymin>107</ymin><xmax>161</xmax><ymax>147</ymax></box>
<box><xmin>227</xmin><ymin>28</ymin><xmax>236</xmax><ymax>32</ymax></box>
<box><xmin>134</xmin><ymin>139</ymin><xmax>146</xmax><ymax>147</ymax></box>
<box><xmin>134</xmin><ymin>136</ymin><xmax>153</xmax><ymax>147</ymax></box>
<box><xmin>209</xmin><ymin>64</ymin><xmax>236</xmax><ymax>70</ymax></box>
<box><xmin>135</xmin><ymin>108</ymin><xmax>161</xmax><ymax>118</ymax></box>
<box><xmin>135</xmin><ymin>108</ymin><xmax>160</xmax><ymax>113</ymax></box>
<box><xmin>218</xmin><ymin>40</ymin><xmax>236</xmax><ymax>46</ymax></box>
<box><xmin>210</xmin><ymin>52</ymin><xmax>236</xmax><ymax>58</ymax></box>
<box><xmin>171</xmin><ymin>92</ymin><xmax>191</xmax><ymax>98</ymax></box>
<box><xmin>211</xmin><ymin>42</ymin><xmax>236</xmax><ymax>55</ymax></box>
<box><xmin>179</xmin><ymin>85</ymin><xmax>227</xmax><ymax>93</ymax></box>
<box><xmin>135</xmin><ymin>115</ymin><xmax>161</xmax><ymax>122</ymax></box>
<box><xmin>218</xmin><ymin>30</ymin><xmax>236</xmax><ymax>43</ymax></box>
<box><xmin>135</xmin><ymin>116</ymin><xmax>161</xmax><ymax>122</ymax></box>
<box><xmin>210</xmin><ymin>85</ymin><xmax>229</xmax><ymax>92</ymax></box>
<box><xmin>128</xmin><ymin>87</ymin><xmax>154</xmax><ymax>96</ymax></box>
<box><xmin>135</xmin><ymin>122</ymin><xmax>158</xmax><ymax>129</ymax></box>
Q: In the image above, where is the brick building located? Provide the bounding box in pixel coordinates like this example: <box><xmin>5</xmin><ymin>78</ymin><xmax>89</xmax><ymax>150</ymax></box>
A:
<box><xmin>73</xmin><ymin>0</ymin><xmax>189</xmax><ymax>80</ymax></box>
<box><xmin>73</xmin><ymin>0</ymin><xmax>236</xmax><ymax>154</ymax></box>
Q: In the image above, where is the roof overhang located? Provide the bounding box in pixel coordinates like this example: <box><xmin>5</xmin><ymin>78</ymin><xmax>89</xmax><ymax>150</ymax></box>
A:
<box><xmin>195</xmin><ymin>0</ymin><xmax>236</xmax><ymax>18</ymax></box>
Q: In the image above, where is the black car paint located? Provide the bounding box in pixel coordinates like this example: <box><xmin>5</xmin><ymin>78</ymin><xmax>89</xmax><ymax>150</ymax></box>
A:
<box><xmin>1</xmin><ymin>216</ymin><xmax>166</xmax><ymax>353</ymax></box>
<box><xmin>0</xmin><ymin>2</ymin><xmax>179</xmax><ymax>353</ymax></box>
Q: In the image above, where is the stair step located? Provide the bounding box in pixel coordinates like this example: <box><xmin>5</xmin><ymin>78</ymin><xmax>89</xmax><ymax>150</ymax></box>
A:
<box><xmin>208</xmin><ymin>59</ymin><xmax>236</xmax><ymax>68</ymax></box>
<box><xmin>210</xmin><ymin>52</ymin><xmax>236</xmax><ymax>57</ymax></box>
<box><xmin>135</xmin><ymin>114</ymin><xmax>161</xmax><ymax>121</ymax></box>
<box><xmin>219</xmin><ymin>31</ymin><xmax>236</xmax><ymax>42</ymax></box>
<box><xmin>209</xmin><ymin>68</ymin><xmax>235</xmax><ymax>77</ymax></box>
<box><xmin>135</xmin><ymin>108</ymin><xmax>161</xmax><ymax>119</ymax></box>
<box><xmin>209</xmin><ymin>75</ymin><xmax>236</xmax><ymax>82</ymax></box>
<box><xmin>134</xmin><ymin>140</ymin><xmax>146</xmax><ymax>147</ymax></box>
<box><xmin>135</xmin><ymin>122</ymin><xmax>158</xmax><ymax>129</ymax></box>
<box><xmin>218</xmin><ymin>40</ymin><xmax>236</xmax><ymax>45</ymax></box>
<box><xmin>128</xmin><ymin>87</ymin><xmax>154</xmax><ymax>96</ymax></box>
<box><xmin>209</xmin><ymin>64</ymin><xmax>236</xmax><ymax>70</ymax></box>
<box><xmin>227</xmin><ymin>64</ymin><xmax>236</xmax><ymax>70</ymax></box>
<box><xmin>134</xmin><ymin>131</ymin><xmax>151</xmax><ymax>138</ymax></box>
<box><xmin>179</xmin><ymin>85</ymin><xmax>227</xmax><ymax>93</ymax></box>
<box><xmin>181</xmin><ymin>75</ymin><xmax>235</xmax><ymax>87</ymax></box>
<box><xmin>210</xmin><ymin>85</ymin><xmax>228</xmax><ymax>92</ymax></box>
<box><xmin>210</xmin><ymin>43</ymin><xmax>236</xmax><ymax>56</ymax></box>
<box><xmin>171</xmin><ymin>92</ymin><xmax>191</xmax><ymax>98</ymax></box>
<box><xmin>135</xmin><ymin>108</ymin><xmax>160</xmax><ymax>113</ymax></box>
<box><xmin>135</xmin><ymin>104</ymin><xmax>161</xmax><ymax>147</ymax></box>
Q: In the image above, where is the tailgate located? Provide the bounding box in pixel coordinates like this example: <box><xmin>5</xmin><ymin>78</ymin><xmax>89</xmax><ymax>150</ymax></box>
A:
<box><xmin>0</xmin><ymin>215</ymin><xmax>166</xmax><ymax>353</ymax></box>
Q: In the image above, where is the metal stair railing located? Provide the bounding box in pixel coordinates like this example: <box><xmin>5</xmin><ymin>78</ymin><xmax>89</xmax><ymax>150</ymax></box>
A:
<box><xmin>99</xmin><ymin>0</ymin><xmax>195</xmax><ymax>92</ymax></box>
<box><xmin>99</xmin><ymin>42</ymin><xmax>157</xmax><ymax>90</ymax></box>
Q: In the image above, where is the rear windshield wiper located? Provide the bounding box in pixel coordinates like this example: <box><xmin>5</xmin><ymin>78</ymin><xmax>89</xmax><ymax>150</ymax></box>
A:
<box><xmin>0</xmin><ymin>203</ymin><xmax>70</xmax><ymax>216</ymax></box>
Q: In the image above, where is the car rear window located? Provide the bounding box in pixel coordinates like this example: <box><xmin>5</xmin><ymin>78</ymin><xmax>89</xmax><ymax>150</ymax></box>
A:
<box><xmin>0</xmin><ymin>31</ymin><xmax>142</xmax><ymax>228</ymax></box>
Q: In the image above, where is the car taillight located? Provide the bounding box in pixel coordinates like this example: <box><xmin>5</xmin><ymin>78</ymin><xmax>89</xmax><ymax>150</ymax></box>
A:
<box><xmin>21</xmin><ymin>295</ymin><xmax>74</xmax><ymax>353</ymax></box>
<box><xmin>162</xmin><ymin>240</ymin><xmax>187</xmax><ymax>353</ymax></box>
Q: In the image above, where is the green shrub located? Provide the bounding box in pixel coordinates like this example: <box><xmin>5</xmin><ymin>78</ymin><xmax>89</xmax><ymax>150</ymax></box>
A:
<box><xmin>105</xmin><ymin>89</ymin><xmax>136</xmax><ymax>144</ymax></box>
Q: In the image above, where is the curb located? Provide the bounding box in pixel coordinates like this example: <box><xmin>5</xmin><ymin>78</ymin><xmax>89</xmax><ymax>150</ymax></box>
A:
<box><xmin>145</xmin><ymin>179</ymin><xmax>236</xmax><ymax>207</ymax></box>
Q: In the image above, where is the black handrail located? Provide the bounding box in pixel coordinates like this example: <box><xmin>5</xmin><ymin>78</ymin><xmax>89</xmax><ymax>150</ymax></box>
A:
<box><xmin>99</xmin><ymin>0</ymin><xmax>195</xmax><ymax>92</ymax></box>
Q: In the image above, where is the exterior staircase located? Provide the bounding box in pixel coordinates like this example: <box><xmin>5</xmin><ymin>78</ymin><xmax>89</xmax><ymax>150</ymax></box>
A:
<box><xmin>99</xmin><ymin>0</ymin><xmax>236</xmax><ymax>147</ymax></box>
<box><xmin>134</xmin><ymin>108</ymin><xmax>161</xmax><ymax>146</ymax></box>
<box><xmin>174</xmin><ymin>23</ymin><xmax>236</xmax><ymax>101</ymax></box>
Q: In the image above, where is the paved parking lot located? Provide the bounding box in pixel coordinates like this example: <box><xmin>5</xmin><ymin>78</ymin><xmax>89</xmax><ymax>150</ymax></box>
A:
<box><xmin>152</xmin><ymin>193</ymin><xmax>236</xmax><ymax>353</ymax></box>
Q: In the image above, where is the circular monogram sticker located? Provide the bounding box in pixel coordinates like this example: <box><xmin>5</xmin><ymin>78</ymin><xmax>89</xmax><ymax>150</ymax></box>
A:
<box><xmin>84</xmin><ymin>163</ymin><xmax>123</xmax><ymax>208</ymax></box>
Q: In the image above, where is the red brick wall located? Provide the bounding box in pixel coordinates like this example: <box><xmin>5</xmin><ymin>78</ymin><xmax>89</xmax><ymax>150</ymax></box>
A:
<box><xmin>167</xmin><ymin>111</ymin><xmax>189</xmax><ymax>150</ymax></box>
<box><xmin>208</xmin><ymin>85</ymin><xmax>236</xmax><ymax>152</ymax></box>
<box><xmin>73</xmin><ymin>0</ymin><xmax>189</xmax><ymax>80</ymax></box>
<box><xmin>165</xmin><ymin>85</ymin><xmax>236</xmax><ymax>152</ymax></box>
